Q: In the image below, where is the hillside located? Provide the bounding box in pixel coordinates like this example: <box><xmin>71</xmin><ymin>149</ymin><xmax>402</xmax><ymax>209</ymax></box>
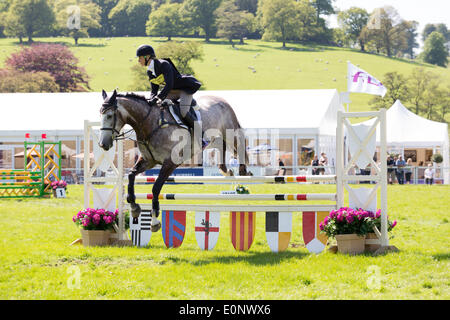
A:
<box><xmin>1</xmin><ymin>36</ymin><xmax>449</xmax><ymax>116</ymax></box>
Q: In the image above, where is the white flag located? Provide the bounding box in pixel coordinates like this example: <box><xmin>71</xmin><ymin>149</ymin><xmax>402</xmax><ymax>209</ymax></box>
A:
<box><xmin>347</xmin><ymin>62</ymin><xmax>387</xmax><ymax>97</ymax></box>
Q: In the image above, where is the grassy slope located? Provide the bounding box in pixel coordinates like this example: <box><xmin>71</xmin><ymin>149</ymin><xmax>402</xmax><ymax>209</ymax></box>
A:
<box><xmin>1</xmin><ymin>36</ymin><xmax>449</xmax><ymax>117</ymax></box>
<box><xmin>0</xmin><ymin>184</ymin><xmax>449</xmax><ymax>299</ymax></box>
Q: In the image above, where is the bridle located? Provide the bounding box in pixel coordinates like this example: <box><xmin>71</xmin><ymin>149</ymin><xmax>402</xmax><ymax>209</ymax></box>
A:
<box><xmin>99</xmin><ymin>98</ymin><xmax>154</xmax><ymax>142</ymax></box>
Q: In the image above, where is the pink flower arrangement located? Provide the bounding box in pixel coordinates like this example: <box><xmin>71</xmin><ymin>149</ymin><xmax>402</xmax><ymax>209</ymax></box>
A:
<box><xmin>319</xmin><ymin>207</ymin><xmax>397</xmax><ymax>238</ymax></box>
<box><xmin>51</xmin><ymin>180</ymin><xmax>67</xmax><ymax>190</ymax></box>
<box><xmin>73</xmin><ymin>208</ymin><xmax>119</xmax><ymax>230</ymax></box>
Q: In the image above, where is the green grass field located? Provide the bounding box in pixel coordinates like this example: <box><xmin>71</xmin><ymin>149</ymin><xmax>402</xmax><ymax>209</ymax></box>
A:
<box><xmin>1</xmin><ymin>36</ymin><xmax>449</xmax><ymax>116</ymax></box>
<box><xmin>0</xmin><ymin>184</ymin><xmax>448</xmax><ymax>300</ymax></box>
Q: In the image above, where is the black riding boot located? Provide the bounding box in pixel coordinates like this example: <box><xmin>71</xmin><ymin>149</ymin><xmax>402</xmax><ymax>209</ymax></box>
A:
<box><xmin>182</xmin><ymin>111</ymin><xmax>208</xmax><ymax>149</ymax></box>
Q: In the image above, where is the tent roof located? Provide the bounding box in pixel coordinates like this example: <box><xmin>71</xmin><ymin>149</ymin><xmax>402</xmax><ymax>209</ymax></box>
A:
<box><xmin>362</xmin><ymin>100</ymin><xmax>449</xmax><ymax>147</ymax></box>
<box><xmin>195</xmin><ymin>89</ymin><xmax>343</xmax><ymax>133</ymax></box>
<box><xmin>0</xmin><ymin>89</ymin><xmax>343</xmax><ymax>134</ymax></box>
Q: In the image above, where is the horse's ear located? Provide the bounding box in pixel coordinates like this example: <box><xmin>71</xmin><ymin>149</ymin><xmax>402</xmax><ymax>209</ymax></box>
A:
<box><xmin>111</xmin><ymin>89</ymin><xmax>117</xmax><ymax>103</ymax></box>
<box><xmin>102</xmin><ymin>89</ymin><xmax>107</xmax><ymax>100</ymax></box>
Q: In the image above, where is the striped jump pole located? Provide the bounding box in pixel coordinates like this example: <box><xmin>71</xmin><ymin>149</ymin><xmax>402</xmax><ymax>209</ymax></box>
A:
<box><xmin>134</xmin><ymin>175</ymin><xmax>336</xmax><ymax>184</ymax></box>
<box><xmin>133</xmin><ymin>193</ymin><xmax>337</xmax><ymax>201</ymax></box>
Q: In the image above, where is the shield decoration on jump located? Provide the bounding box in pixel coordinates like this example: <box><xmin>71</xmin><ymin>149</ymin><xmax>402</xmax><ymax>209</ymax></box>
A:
<box><xmin>302</xmin><ymin>211</ymin><xmax>328</xmax><ymax>254</ymax></box>
<box><xmin>230</xmin><ymin>211</ymin><xmax>256</xmax><ymax>251</ymax></box>
<box><xmin>130</xmin><ymin>211</ymin><xmax>152</xmax><ymax>247</ymax></box>
<box><xmin>162</xmin><ymin>210</ymin><xmax>186</xmax><ymax>248</ymax></box>
<box><xmin>265</xmin><ymin>212</ymin><xmax>292</xmax><ymax>253</ymax></box>
<box><xmin>195</xmin><ymin>211</ymin><xmax>220</xmax><ymax>250</ymax></box>
<box><xmin>348</xmin><ymin>123</ymin><xmax>376</xmax><ymax>169</ymax></box>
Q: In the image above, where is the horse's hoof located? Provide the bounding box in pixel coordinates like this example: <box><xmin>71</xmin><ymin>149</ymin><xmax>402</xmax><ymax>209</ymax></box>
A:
<box><xmin>151</xmin><ymin>219</ymin><xmax>161</xmax><ymax>232</ymax></box>
<box><xmin>131</xmin><ymin>204</ymin><xmax>141</xmax><ymax>218</ymax></box>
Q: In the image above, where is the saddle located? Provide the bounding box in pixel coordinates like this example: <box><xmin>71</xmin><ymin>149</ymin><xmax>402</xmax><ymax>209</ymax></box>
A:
<box><xmin>156</xmin><ymin>98</ymin><xmax>200</xmax><ymax>131</ymax></box>
<box><xmin>170</xmin><ymin>98</ymin><xmax>199</xmax><ymax>125</ymax></box>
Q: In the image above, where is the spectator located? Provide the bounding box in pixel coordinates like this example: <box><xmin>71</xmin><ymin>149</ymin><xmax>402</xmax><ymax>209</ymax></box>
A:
<box><xmin>318</xmin><ymin>152</ymin><xmax>328</xmax><ymax>175</ymax></box>
<box><xmin>229</xmin><ymin>155</ymin><xmax>238</xmax><ymax>175</ymax></box>
<box><xmin>387</xmin><ymin>155</ymin><xmax>396</xmax><ymax>184</ymax></box>
<box><xmin>311</xmin><ymin>155</ymin><xmax>319</xmax><ymax>175</ymax></box>
<box><xmin>395</xmin><ymin>155</ymin><xmax>406</xmax><ymax>185</ymax></box>
<box><xmin>277</xmin><ymin>158</ymin><xmax>286</xmax><ymax>176</ymax></box>
<box><xmin>424</xmin><ymin>164</ymin><xmax>435</xmax><ymax>185</ymax></box>
<box><xmin>404</xmin><ymin>158</ymin><xmax>413</xmax><ymax>184</ymax></box>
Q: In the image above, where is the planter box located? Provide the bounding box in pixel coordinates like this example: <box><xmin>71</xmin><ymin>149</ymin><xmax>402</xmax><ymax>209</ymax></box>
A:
<box><xmin>80</xmin><ymin>229</ymin><xmax>110</xmax><ymax>247</ymax></box>
<box><xmin>365</xmin><ymin>233</ymin><xmax>381</xmax><ymax>253</ymax></box>
<box><xmin>335</xmin><ymin>234</ymin><xmax>365</xmax><ymax>255</ymax></box>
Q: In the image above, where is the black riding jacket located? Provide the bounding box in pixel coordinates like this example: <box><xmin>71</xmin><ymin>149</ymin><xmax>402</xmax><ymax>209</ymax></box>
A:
<box><xmin>147</xmin><ymin>59</ymin><xmax>201</xmax><ymax>100</ymax></box>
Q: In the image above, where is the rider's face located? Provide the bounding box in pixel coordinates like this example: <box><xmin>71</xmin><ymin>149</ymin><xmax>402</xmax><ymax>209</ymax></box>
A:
<box><xmin>138</xmin><ymin>56</ymin><xmax>148</xmax><ymax>66</ymax></box>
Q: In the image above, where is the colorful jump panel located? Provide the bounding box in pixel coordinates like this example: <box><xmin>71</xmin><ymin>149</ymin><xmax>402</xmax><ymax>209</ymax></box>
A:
<box><xmin>230</xmin><ymin>211</ymin><xmax>256</xmax><ymax>251</ymax></box>
<box><xmin>195</xmin><ymin>211</ymin><xmax>220</xmax><ymax>250</ymax></box>
<box><xmin>162</xmin><ymin>210</ymin><xmax>186</xmax><ymax>248</ymax></box>
<box><xmin>265</xmin><ymin>212</ymin><xmax>292</xmax><ymax>253</ymax></box>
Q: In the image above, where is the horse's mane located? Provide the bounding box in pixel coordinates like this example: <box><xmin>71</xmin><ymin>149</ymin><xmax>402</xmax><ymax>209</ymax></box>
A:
<box><xmin>116</xmin><ymin>92</ymin><xmax>148</xmax><ymax>104</ymax></box>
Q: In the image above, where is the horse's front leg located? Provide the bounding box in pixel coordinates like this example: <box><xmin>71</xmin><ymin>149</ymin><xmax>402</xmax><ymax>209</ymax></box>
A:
<box><xmin>151</xmin><ymin>158</ymin><xmax>178</xmax><ymax>232</ymax></box>
<box><xmin>127</xmin><ymin>156</ymin><xmax>150</xmax><ymax>218</ymax></box>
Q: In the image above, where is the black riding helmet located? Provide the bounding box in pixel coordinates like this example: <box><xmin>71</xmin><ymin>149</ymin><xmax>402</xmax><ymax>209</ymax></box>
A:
<box><xmin>136</xmin><ymin>44</ymin><xmax>156</xmax><ymax>58</ymax></box>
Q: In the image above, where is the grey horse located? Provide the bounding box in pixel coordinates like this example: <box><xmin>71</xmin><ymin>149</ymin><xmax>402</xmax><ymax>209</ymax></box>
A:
<box><xmin>99</xmin><ymin>90</ymin><xmax>250</xmax><ymax>232</ymax></box>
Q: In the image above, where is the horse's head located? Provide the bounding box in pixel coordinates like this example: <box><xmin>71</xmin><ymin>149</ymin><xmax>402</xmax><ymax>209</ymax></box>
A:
<box><xmin>99</xmin><ymin>89</ymin><xmax>125</xmax><ymax>151</ymax></box>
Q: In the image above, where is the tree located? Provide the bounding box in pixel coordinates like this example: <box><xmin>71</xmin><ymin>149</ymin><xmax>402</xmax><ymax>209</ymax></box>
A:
<box><xmin>407</xmin><ymin>68</ymin><xmax>435</xmax><ymax>115</ymax></box>
<box><xmin>0</xmin><ymin>68</ymin><xmax>59</xmax><ymax>92</ymax></box>
<box><xmin>337</xmin><ymin>7</ymin><xmax>369</xmax><ymax>51</ymax></box>
<box><xmin>422</xmin><ymin>23</ymin><xmax>450</xmax><ymax>44</ymax></box>
<box><xmin>257</xmin><ymin>0</ymin><xmax>302</xmax><ymax>48</ymax></box>
<box><xmin>54</xmin><ymin>0</ymin><xmax>101</xmax><ymax>45</ymax></box>
<box><xmin>91</xmin><ymin>0</ymin><xmax>119</xmax><ymax>36</ymax></box>
<box><xmin>370</xmin><ymin>72</ymin><xmax>409</xmax><ymax>110</ymax></box>
<box><xmin>146</xmin><ymin>3</ymin><xmax>185</xmax><ymax>41</ymax></box>
<box><xmin>182</xmin><ymin>0</ymin><xmax>222</xmax><ymax>42</ymax></box>
<box><xmin>5</xmin><ymin>44</ymin><xmax>90</xmax><ymax>92</ymax></box>
<box><xmin>368</xmin><ymin>6</ymin><xmax>404</xmax><ymax>57</ymax></box>
<box><xmin>421</xmin><ymin>31</ymin><xmax>449</xmax><ymax>67</ymax></box>
<box><xmin>131</xmin><ymin>41</ymin><xmax>204</xmax><ymax>91</ymax></box>
<box><xmin>0</xmin><ymin>0</ymin><xmax>13</xmax><ymax>38</ymax></box>
<box><xmin>311</xmin><ymin>0</ymin><xmax>334</xmax><ymax>20</ymax></box>
<box><xmin>4</xmin><ymin>0</ymin><xmax>55</xmax><ymax>43</ymax></box>
<box><xmin>109</xmin><ymin>0</ymin><xmax>153</xmax><ymax>36</ymax></box>
<box><xmin>399</xmin><ymin>20</ymin><xmax>419</xmax><ymax>59</ymax></box>
<box><xmin>235</xmin><ymin>0</ymin><xmax>258</xmax><ymax>14</ymax></box>
<box><xmin>215</xmin><ymin>0</ymin><xmax>255</xmax><ymax>45</ymax></box>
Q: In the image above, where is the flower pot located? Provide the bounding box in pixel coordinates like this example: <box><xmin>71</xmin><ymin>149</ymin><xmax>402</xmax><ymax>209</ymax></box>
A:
<box><xmin>335</xmin><ymin>234</ymin><xmax>365</xmax><ymax>255</ymax></box>
<box><xmin>365</xmin><ymin>233</ymin><xmax>381</xmax><ymax>253</ymax></box>
<box><xmin>80</xmin><ymin>229</ymin><xmax>110</xmax><ymax>247</ymax></box>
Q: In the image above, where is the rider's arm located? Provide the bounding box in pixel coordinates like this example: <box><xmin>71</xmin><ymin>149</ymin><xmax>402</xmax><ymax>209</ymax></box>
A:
<box><xmin>157</xmin><ymin>61</ymin><xmax>174</xmax><ymax>101</ymax></box>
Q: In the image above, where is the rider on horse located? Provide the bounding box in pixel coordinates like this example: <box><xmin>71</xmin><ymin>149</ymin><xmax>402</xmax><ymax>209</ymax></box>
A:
<box><xmin>136</xmin><ymin>45</ymin><xmax>204</xmax><ymax>138</ymax></box>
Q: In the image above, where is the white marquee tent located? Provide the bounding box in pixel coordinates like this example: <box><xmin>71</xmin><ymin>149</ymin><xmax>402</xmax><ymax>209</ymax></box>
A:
<box><xmin>361</xmin><ymin>100</ymin><xmax>449</xmax><ymax>183</ymax></box>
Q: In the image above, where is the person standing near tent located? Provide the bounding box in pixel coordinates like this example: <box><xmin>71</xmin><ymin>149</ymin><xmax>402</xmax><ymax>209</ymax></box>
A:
<box><xmin>396</xmin><ymin>155</ymin><xmax>406</xmax><ymax>185</ymax></box>
<box><xmin>424</xmin><ymin>164</ymin><xmax>435</xmax><ymax>185</ymax></box>
<box><xmin>404</xmin><ymin>158</ymin><xmax>413</xmax><ymax>184</ymax></box>
<box><xmin>387</xmin><ymin>155</ymin><xmax>396</xmax><ymax>184</ymax></box>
